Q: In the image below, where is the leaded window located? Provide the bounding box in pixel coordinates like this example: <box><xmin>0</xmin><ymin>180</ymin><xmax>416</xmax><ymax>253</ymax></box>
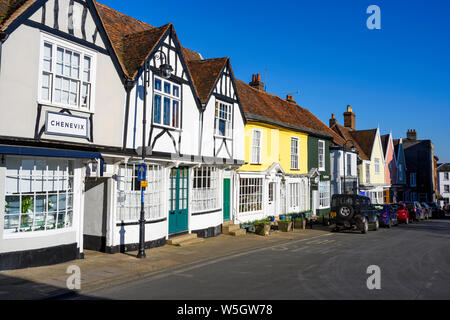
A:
<box><xmin>116</xmin><ymin>164</ymin><xmax>164</xmax><ymax>222</ymax></box>
<box><xmin>239</xmin><ymin>178</ymin><xmax>263</xmax><ymax>213</ymax></box>
<box><xmin>4</xmin><ymin>156</ymin><xmax>74</xmax><ymax>234</ymax></box>
<box><xmin>192</xmin><ymin>167</ymin><xmax>219</xmax><ymax>212</ymax></box>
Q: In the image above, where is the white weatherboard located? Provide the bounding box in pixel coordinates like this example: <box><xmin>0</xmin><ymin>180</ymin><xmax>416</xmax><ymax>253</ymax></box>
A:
<box><xmin>46</xmin><ymin>112</ymin><xmax>89</xmax><ymax>138</ymax></box>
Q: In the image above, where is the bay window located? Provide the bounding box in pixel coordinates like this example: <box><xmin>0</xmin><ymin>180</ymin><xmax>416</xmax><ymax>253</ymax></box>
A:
<box><xmin>215</xmin><ymin>102</ymin><xmax>232</xmax><ymax>137</ymax></box>
<box><xmin>116</xmin><ymin>164</ymin><xmax>165</xmax><ymax>222</ymax></box>
<box><xmin>192</xmin><ymin>167</ymin><xmax>219</xmax><ymax>212</ymax></box>
<box><xmin>153</xmin><ymin>77</ymin><xmax>181</xmax><ymax>129</ymax></box>
<box><xmin>40</xmin><ymin>34</ymin><xmax>95</xmax><ymax>111</ymax></box>
<box><xmin>4</xmin><ymin>156</ymin><xmax>74</xmax><ymax>234</ymax></box>
<box><xmin>239</xmin><ymin>178</ymin><xmax>263</xmax><ymax>213</ymax></box>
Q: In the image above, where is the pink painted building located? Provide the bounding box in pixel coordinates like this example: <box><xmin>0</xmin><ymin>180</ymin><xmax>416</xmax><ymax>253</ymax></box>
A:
<box><xmin>381</xmin><ymin>133</ymin><xmax>397</xmax><ymax>202</ymax></box>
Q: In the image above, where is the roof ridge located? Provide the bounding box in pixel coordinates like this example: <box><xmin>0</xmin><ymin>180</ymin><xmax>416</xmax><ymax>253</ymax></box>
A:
<box><xmin>188</xmin><ymin>57</ymin><xmax>228</xmax><ymax>63</ymax></box>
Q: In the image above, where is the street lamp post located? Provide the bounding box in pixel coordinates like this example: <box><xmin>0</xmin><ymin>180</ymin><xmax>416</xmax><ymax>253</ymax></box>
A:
<box><xmin>136</xmin><ymin>50</ymin><xmax>173</xmax><ymax>259</ymax></box>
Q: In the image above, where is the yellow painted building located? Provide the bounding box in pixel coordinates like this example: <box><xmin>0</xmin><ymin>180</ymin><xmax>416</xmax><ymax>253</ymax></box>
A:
<box><xmin>239</xmin><ymin>122</ymin><xmax>309</xmax><ymax>175</ymax></box>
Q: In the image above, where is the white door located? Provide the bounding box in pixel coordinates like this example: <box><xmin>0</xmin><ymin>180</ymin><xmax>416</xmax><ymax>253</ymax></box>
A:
<box><xmin>267</xmin><ymin>182</ymin><xmax>276</xmax><ymax>216</ymax></box>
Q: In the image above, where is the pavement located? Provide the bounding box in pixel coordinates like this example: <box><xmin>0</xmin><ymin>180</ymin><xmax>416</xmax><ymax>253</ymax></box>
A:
<box><xmin>71</xmin><ymin>217</ymin><xmax>450</xmax><ymax>300</ymax></box>
<box><xmin>0</xmin><ymin>225</ymin><xmax>331</xmax><ymax>300</ymax></box>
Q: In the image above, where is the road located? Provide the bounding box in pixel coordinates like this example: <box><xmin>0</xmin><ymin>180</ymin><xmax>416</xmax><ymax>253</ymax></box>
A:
<box><xmin>72</xmin><ymin>218</ymin><xmax>450</xmax><ymax>300</ymax></box>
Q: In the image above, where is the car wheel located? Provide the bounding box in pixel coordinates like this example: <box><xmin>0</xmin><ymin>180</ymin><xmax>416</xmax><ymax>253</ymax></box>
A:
<box><xmin>337</xmin><ymin>205</ymin><xmax>354</xmax><ymax>221</ymax></box>
<box><xmin>374</xmin><ymin>219</ymin><xmax>380</xmax><ymax>231</ymax></box>
<box><xmin>361</xmin><ymin>220</ymin><xmax>369</xmax><ymax>234</ymax></box>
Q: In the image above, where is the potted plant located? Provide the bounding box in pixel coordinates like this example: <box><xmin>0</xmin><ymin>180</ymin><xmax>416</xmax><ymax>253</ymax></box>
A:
<box><xmin>254</xmin><ymin>219</ymin><xmax>271</xmax><ymax>236</ymax></box>
<box><xmin>294</xmin><ymin>216</ymin><xmax>307</xmax><ymax>230</ymax></box>
<box><xmin>278</xmin><ymin>215</ymin><xmax>293</xmax><ymax>232</ymax></box>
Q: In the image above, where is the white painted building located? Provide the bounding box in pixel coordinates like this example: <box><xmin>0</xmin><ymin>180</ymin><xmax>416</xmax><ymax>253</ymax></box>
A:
<box><xmin>437</xmin><ymin>164</ymin><xmax>450</xmax><ymax>207</ymax></box>
<box><xmin>0</xmin><ymin>0</ymin><xmax>245</xmax><ymax>270</ymax></box>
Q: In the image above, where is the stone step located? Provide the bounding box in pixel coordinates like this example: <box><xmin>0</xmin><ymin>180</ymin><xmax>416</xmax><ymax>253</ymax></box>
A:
<box><xmin>222</xmin><ymin>220</ymin><xmax>234</xmax><ymax>227</ymax></box>
<box><xmin>177</xmin><ymin>237</ymin><xmax>204</xmax><ymax>247</ymax></box>
<box><xmin>229</xmin><ymin>229</ymin><xmax>247</xmax><ymax>237</ymax></box>
<box><xmin>167</xmin><ymin>233</ymin><xmax>199</xmax><ymax>246</ymax></box>
<box><xmin>222</xmin><ymin>224</ymin><xmax>240</xmax><ymax>235</ymax></box>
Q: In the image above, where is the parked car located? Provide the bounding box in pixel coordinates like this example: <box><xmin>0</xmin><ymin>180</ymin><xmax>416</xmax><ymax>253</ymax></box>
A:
<box><xmin>427</xmin><ymin>202</ymin><xmax>446</xmax><ymax>219</ymax></box>
<box><xmin>330</xmin><ymin>194</ymin><xmax>379</xmax><ymax>234</ymax></box>
<box><xmin>391</xmin><ymin>203</ymin><xmax>410</xmax><ymax>224</ymax></box>
<box><xmin>421</xmin><ymin>203</ymin><xmax>432</xmax><ymax>220</ymax></box>
<box><xmin>374</xmin><ymin>204</ymin><xmax>399</xmax><ymax>228</ymax></box>
<box><xmin>402</xmin><ymin>202</ymin><xmax>422</xmax><ymax>222</ymax></box>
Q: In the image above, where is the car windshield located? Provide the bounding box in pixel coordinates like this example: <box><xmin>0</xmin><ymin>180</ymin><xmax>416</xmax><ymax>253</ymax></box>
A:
<box><xmin>332</xmin><ymin>197</ymin><xmax>354</xmax><ymax>207</ymax></box>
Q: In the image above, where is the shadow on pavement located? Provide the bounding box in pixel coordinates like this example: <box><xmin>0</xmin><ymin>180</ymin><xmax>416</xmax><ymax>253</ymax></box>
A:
<box><xmin>0</xmin><ymin>273</ymin><xmax>106</xmax><ymax>300</ymax></box>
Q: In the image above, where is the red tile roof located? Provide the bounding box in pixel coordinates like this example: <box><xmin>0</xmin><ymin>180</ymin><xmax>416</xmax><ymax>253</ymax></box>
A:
<box><xmin>187</xmin><ymin>58</ymin><xmax>228</xmax><ymax>104</ymax></box>
<box><xmin>330</xmin><ymin>124</ymin><xmax>371</xmax><ymax>160</ymax></box>
<box><xmin>235</xmin><ymin>79</ymin><xmax>334</xmax><ymax>140</ymax></box>
<box><xmin>0</xmin><ymin>0</ymin><xmax>35</xmax><ymax>31</ymax></box>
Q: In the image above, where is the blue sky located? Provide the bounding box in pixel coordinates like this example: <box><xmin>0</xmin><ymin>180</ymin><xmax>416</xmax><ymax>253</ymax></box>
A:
<box><xmin>100</xmin><ymin>0</ymin><xmax>450</xmax><ymax>162</ymax></box>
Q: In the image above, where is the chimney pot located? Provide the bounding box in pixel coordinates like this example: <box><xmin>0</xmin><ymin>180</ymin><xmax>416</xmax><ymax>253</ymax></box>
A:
<box><xmin>257</xmin><ymin>74</ymin><xmax>261</xmax><ymax>82</ymax></box>
<box><xmin>252</xmin><ymin>74</ymin><xmax>256</xmax><ymax>82</ymax></box>
<box><xmin>249</xmin><ymin>73</ymin><xmax>265</xmax><ymax>91</ymax></box>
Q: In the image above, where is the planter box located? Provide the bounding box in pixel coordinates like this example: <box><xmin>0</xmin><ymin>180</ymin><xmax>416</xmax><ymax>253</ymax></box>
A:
<box><xmin>255</xmin><ymin>223</ymin><xmax>271</xmax><ymax>236</ymax></box>
<box><xmin>294</xmin><ymin>219</ymin><xmax>307</xmax><ymax>230</ymax></box>
<box><xmin>278</xmin><ymin>221</ymin><xmax>293</xmax><ymax>232</ymax></box>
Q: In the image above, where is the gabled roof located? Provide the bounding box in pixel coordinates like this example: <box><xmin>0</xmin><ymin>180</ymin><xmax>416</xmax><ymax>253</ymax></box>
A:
<box><xmin>330</xmin><ymin>124</ymin><xmax>370</xmax><ymax>160</ymax></box>
<box><xmin>235</xmin><ymin>79</ymin><xmax>333</xmax><ymax>140</ymax></box>
<box><xmin>351</xmin><ymin>129</ymin><xmax>377</xmax><ymax>161</ymax></box>
<box><xmin>380</xmin><ymin>134</ymin><xmax>390</xmax><ymax>158</ymax></box>
<box><xmin>0</xmin><ymin>0</ymin><xmax>35</xmax><ymax>31</ymax></box>
<box><xmin>93</xmin><ymin>1</ymin><xmax>173</xmax><ymax>80</ymax></box>
<box><xmin>187</xmin><ymin>57</ymin><xmax>228</xmax><ymax>104</ymax></box>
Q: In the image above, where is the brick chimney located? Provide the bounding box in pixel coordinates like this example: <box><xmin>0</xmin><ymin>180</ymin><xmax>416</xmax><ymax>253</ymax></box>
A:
<box><xmin>286</xmin><ymin>95</ymin><xmax>296</xmax><ymax>103</ymax></box>
<box><xmin>249</xmin><ymin>73</ymin><xmax>264</xmax><ymax>91</ymax></box>
<box><xmin>329</xmin><ymin>113</ymin><xmax>337</xmax><ymax>127</ymax></box>
<box><xmin>344</xmin><ymin>105</ymin><xmax>355</xmax><ymax>131</ymax></box>
<box><xmin>407</xmin><ymin>129</ymin><xmax>417</xmax><ymax>140</ymax></box>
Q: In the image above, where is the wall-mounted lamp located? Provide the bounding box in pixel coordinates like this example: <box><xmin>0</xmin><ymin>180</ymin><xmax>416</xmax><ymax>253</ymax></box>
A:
<box><xmin>155</xmin><ymin>50</ymin><xmax>173</xmax><ymax>79</ymax></box>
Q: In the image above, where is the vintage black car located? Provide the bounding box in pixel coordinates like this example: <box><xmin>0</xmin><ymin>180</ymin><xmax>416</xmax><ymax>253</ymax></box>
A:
<box><xmin>330</xmin><ymin>194</ymin><xmax>379</xmax><ymax>234</ymax></box>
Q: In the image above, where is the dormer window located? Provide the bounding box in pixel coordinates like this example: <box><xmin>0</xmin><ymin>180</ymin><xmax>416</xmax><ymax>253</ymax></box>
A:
<box><xmin>215</xmin><ymin>102</ymin><xmax>232</xmax><ymax>137</ymax></box>
<box><xmin>153</xmin><ymin>77</ymin><xmax>181</xmax><ymax>129</ymax></box>
<box><xmin>39</xmin><ymin>34</ymin><xmax>95</xmax><ymax>111</ymax></box>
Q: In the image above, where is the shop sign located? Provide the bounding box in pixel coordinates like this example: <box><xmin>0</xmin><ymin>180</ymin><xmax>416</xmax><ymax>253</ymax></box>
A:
<box><xmin>46</xmin><ymin>112</ymin><xmax>89</xmax><ymax>139</ymax></box>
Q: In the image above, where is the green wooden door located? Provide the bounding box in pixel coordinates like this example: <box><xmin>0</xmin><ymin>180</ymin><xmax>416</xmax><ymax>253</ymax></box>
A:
<box><xmin>223</xmin><ymin>178</ymin><xmax>231</xmax><ymax>221</ymax></box>
<box><xmin>169</xmin><ymin>167</ymin><xmax>189</xmax><ymax>234</ymax></box>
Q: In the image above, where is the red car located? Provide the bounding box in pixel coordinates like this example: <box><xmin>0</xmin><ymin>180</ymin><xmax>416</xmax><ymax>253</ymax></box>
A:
<box><xmin>391</xmin><ymin>203</ymin><xmax>410</xmax><ymax>224</ymax></box>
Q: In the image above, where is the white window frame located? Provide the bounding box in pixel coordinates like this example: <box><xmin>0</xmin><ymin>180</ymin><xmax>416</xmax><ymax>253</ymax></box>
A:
<box><xmin>3</xmin><ymin>156</ymin><xmax>75</xmax><ymax>238</ymax></box>
<box><xmin>365</xmin><ymin>163</ymin><xmax>371</xmax><ymax>184</ymax></box>
<box><xmin>251</xmin><ymin>129</ymin><xmax>262</xmax><ymax>165</ymax></box>
<box><xmin>38</xmin><ymin>33</ymin><xmax>97</xmax><ymax>113</ymax></box>
<box><xmin>215</xmin><ymin>101</ymin><xmax>233</xmax><ymax>138</ymax></box>
<box><xmin>289</xmin><ymin>182</ymin><xmax>300</xmax><ymax>210</ymax></box>
<box><xmin>444</xmin><ymin>185</ymin><xmax>450</xmax><ymax>193</ymax></box>
<box><xmin>238</xmin><ymin>177</ymin><xmax>263</xmax><ymax>213</ymax></box>
<box><xmin>318</xmin><ymin>140</ymin><xmax>325</xmax><ymax>171</ymax></box>
<box><xmin>319</xmin><ymin>181</ymin><xmax>330</xmax><ymax>209</ymax></box>
<box><xmin>444</xmin><ymin>172</ymin><xmax>449</xmax><ymax>181</ymax></box>
<box><xmin>116</xmin><ymin>163</ymin><xmax>165</xmax><ymax>222</ymax></box>
<box><xmin>375</xmin><ymin>158</ymin><xmax>381</xmax><ymax>174</ymax></box>
<box><xmin>192</xmin><ymin>167</ymin><xmax>219</xmax><ymax>213</ymax></box>
<box><xmin>291</xmin><ymin>137</ymin><xmax>299</xmax><ymax>170</ymax></box>
<box><xmin>152</xmin><ymin>76</ymin><xmax>181</xmax><ymax>130</ymax></box>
